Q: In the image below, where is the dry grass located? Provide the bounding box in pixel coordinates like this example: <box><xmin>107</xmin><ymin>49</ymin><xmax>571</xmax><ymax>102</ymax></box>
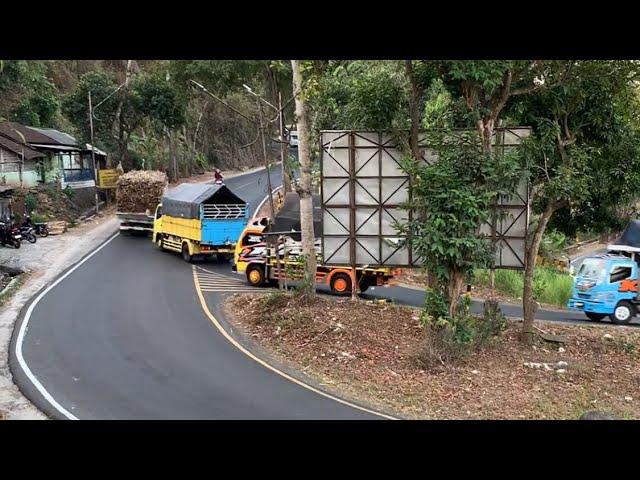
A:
<box><xmin>225</xmin><ymin>292</ymin><xmax>640</xmax><ymax>419</ymax></box>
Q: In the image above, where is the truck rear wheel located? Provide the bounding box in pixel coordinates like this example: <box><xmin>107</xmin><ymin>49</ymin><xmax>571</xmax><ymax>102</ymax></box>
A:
<box><xmin>182</xmin><ymin>243</ymin><xmax>193</xmax><ymax>263</ymax></box>
<box><xmin>610</xmin><ymin>301</ymin><xmax>634</xmax><ymax>325</ymax></box>
<box><xmin>331</xmin><ymin>273</ymin><xmax>352</xmax><ymax>295</ymax></box>
<box><xmin>246</xmin><ymin>264</ymin><xmax>266</xmax><ymax>287</ymax></box>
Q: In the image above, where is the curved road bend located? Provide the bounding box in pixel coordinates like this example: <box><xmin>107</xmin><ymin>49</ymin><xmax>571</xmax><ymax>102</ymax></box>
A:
<box><xmin>12</xmin><ymin>167</ymin><xmax>381</xmax><ymax>419</ymax></box>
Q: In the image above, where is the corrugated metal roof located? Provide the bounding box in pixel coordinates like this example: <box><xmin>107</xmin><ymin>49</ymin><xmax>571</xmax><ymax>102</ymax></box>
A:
<box><xmin>0</xmin><ymin>134</ymin><xmax>45</xmax><ymax>160</ymax></box>
<box><xmin>26</xmin><ymin>126</ymin><xmax>78</xmax><ymax>146</ymax></box>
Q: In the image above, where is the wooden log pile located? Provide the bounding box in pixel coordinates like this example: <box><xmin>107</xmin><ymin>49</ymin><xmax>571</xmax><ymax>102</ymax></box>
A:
<box><xmin>47</xmin><ymin>221</ymin><xmax>67</xmax><ymax>236</ymax></box>
<box><xmin>116</xmin><ymin>170</ymin><xmax>168</xmax><ymax>213</ymax></box>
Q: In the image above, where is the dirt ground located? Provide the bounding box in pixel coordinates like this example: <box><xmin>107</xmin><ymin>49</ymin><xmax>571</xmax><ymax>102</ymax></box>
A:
<box><xmin>225</xmin><ymin>292</ymin><xmax>640</xmax><ymax>420</ymax></box>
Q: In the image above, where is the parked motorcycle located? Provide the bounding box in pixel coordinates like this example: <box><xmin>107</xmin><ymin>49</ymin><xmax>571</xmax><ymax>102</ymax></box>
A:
<box><xmin>23</xmin><ymin>215</ymin><xmax>48</xmax><ymax>238</ymax></box>
<box><xmin>0</xmin><ymin>222</ymin><xmax>21</xmax><ymax>248</ymax></box>
<box><xmin>19</xmin><ymin>224</ymin><xmax>37</xmax><ymax>244</ymax></box>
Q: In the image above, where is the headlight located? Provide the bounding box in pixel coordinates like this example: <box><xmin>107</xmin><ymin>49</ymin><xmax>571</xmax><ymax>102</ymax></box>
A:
<box><xmin>592</xmin><ymin>292</ymin><xmax>615</xmax><ymax>303</ymax></box>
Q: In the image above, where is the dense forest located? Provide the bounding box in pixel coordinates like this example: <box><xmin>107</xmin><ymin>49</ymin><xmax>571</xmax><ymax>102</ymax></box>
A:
<box><xmin>0</xmin><ymin>60</ymin><xmax>293</xmax><ymax>180</ymax></box>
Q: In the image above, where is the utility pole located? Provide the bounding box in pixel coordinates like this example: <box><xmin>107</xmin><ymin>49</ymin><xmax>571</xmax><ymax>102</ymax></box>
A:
<box><xmin>88</xmin><ymin>90</ymin><xmax>100</xmax><ymax>215</ymax></box>
<box><xmin>258</xmin><ymin>101</ymin><xmax>275</xmax><ymax>220</ymax></box>
<box><xmin>279</xmin><ymin>91</ymin><xmax>291</xmax><ymax>193</ymax></box>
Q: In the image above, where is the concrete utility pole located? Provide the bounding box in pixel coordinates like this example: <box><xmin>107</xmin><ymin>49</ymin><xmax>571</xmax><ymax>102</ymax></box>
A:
<box><xmin>279</xmin><ymin>91</ymin><xmax>292</xmax><ymax>193</ymax></box>
<box><xmin>257</xmin><ymin>101</ymin><xmax>275</xmax><ymax>220</ymax></box>
<box><xmin>88</xmin><ymin>91</ymin><xmax>100</xmax><ymax>215</ymax></box>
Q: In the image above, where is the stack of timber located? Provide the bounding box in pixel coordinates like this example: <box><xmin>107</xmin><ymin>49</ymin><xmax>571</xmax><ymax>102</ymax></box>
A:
<box><xmin>47</xmin><ymin>221</ymin><xmax>67</xmax><ymax>235</ymax></box>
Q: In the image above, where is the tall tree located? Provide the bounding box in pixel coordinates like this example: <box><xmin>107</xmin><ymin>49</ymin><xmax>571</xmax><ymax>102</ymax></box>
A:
<box><xmin>510</xmin><ymin>60</ymin><xmax>640</xmax><ymax>343</ymax></box>
<box><xmin>291</xmin><ymin>60</ymin><xmax>317</xmax><ymax>296</ymax></box>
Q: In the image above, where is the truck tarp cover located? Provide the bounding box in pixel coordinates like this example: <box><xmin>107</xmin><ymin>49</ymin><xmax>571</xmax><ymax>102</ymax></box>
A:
<box><xmin>162</xmin><ymin>183</ymin><xmax>246</xmax><ymax>219</ymax></box>
<box><xmin>613</xmin><ymin>220</ymin><xmax>640</xmax><ymax>248</ymax></box>
<box><xmin>267</xmin><ymin>192</ymin><xmax>322</xmax><ymax>240</ymax></box>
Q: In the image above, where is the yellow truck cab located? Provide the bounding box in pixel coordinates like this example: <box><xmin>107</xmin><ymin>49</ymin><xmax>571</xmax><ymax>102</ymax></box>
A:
<box><xmin>233</xmin><ymin>217</ymin><xmax>269</xmax><ymax>274</ymax></box>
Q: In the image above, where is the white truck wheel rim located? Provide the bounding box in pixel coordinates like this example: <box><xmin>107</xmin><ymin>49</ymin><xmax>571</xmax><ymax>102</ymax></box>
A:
<box><xmin>615</xmin><ymin>306</ymin><xmax>631</xmax><ymax>321</ymax></box>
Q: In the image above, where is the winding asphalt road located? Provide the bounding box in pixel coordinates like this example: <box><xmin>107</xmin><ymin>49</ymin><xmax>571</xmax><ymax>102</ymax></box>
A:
<box><xmin>11</xmin><ymin>167</ymin><xmax>383</xmax><ymax>419</ymax></box>
<box><xmin>10</xmin><ymin>167</ymin><xmax>635</xmax><ymax>420</ymax></box>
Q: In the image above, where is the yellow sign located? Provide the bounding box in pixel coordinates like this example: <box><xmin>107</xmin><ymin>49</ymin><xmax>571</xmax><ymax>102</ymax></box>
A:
<box><xmin>98</xmin><ymin>169</ymin><xmax>121</xmax><ymax>189</ymax></box>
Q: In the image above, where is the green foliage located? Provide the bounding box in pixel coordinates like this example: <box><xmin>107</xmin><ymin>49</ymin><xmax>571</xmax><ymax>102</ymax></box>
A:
<box><xmin>422</xmin><ymin>78</ymin><xmax>454</xmax><ymax>130</ymax></box>
<box><xmin>400</xmin><ymin>130</ymin><xmax>523</xmax><ymax>313</ymax></box>
<box><xmin>418</xmin><ymin>295</ymin><xmax>508</xmax><ymax>367</ymax></box>
<box><xmin>62</xmin><ymin>186</ymin><xmax>75</xmax><ymax>199</ymax></box>
<box><xmin>308</xmin><ymin>61</ymin><xmax>407</xmax><ymax>134</ymax></box>
<box><xmin>0</xmin><ymin>60</ymin><xmax>60</xmax><ymax>127</ymax></box>
<box><xmin>539</xmin><ymin>229</ymin><xmax>568</xmax><ymax>259</ymax></box>
<box><xmin>473</xmin><ymin>267</ymin><xmax>573</xmax><ymax>307</ymax></box>
<box><xmin>62</xmin><ymin>70</ymin><xmax>119</xmax><ymax>149</ymax></box>
<box><xmin>130</xmin><ymin>73</ymin><xmax>186</xmax><ymax>129</ymax></box>
<box><xmin>24</xmin><ymin>193</ymin><xmax>38</xmax><ymax>214</ymax></box>
<box><xmin>511</xmin><ymin>61</ymin><xmax>640</xmax><ymax>236</ymax></box>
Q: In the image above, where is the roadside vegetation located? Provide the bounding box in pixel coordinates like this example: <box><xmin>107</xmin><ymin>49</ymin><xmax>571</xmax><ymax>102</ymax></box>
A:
<box><xmin>226</xmin><ymin>292</ymin><xmax>640</xmax><ymax>419</ymax></box>
<box><xmin>473</xmin><ymin>267</ymin><xmax>573</xmax><ymax>309</ymax></box>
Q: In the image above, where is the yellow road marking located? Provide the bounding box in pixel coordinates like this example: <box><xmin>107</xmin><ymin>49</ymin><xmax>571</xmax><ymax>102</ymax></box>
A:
<box><xmin>192</xmin><ymin>266</ymin><xmax>395</xmax><ymax>420</ymax></box>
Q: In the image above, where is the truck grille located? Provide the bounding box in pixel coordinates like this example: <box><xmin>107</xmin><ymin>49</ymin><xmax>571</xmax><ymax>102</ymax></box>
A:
<box><xmin>578</xmin><ymin>293</ymin><xmax>591</xmax><ymax>299</ymax></box>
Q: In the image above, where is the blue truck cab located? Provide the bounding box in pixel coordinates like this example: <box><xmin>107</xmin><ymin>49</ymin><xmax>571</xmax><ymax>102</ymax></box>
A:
<box><xmin>568</xmin><ymin>220</ymin><xmax>640</xmax><ymax>324</ymax></box>
<box><xmin>567</xmin><ymin>253</ymin><xmax>639</xmax><ymax>324</ymax></box>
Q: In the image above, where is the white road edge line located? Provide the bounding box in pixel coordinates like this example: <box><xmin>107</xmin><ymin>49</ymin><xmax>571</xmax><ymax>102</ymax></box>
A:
<box><xmin>15</xmin><ymin>231</ymin><xmax>121</xmax><ymax>420</ymax></box>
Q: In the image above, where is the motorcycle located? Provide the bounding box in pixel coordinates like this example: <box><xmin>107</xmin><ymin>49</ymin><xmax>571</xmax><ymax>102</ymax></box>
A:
<box><xmin>23</xmin><ymin>215</ymin><xmax>48</xmax><ymax>238</ymax></box>
<box><xmin>0</xmin><ymin>222</ymin><xmax>21</xmax><ymax>249</ymax></box>
<box><xmin>18</xmin><ymin>224</ymin><xmax>37</xmax><ymax>244</ymax></box>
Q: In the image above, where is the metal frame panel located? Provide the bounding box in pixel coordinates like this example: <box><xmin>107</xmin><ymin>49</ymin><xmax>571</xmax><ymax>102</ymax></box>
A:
<box><xmin>320</xmin><ymin>128</ymin><xmax>531</xmax><ymax>269</ymax></box>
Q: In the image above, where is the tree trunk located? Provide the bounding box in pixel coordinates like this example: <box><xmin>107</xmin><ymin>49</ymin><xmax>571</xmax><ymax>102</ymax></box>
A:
<box><xmin>521</xmin><ymin>201</ymin><xmax>556</xmax><ymax>343</ymax></box>
<box><xmin>405</xmin><ymin>60</ymin><xmax>423</xmax><ymax>163</ymax></box>
<box><xmin>112</xmin><ymin>60</ymin><xmax>133</xmax><ymax>166</ymax></box>
<box><xmin>447</xmin><ymin>267</ymin><xmax>465</xmax><ymax>318</ymax></box>
<box><xmin>291</xmin><ymin>60</ymin><xmax>317</xmax><ymax>296</ymax></box>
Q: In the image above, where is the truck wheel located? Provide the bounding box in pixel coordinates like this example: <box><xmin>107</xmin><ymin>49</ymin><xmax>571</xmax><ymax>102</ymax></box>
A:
<box><xmin>182</xmin><ymin>243</ymin><xmax>193</xmax><ymax>263</ymax></box>
<box><xmin>155</xmin><ymin>235</ymin><xmax>164</xmax><ymax>250</ymax></box>
<box><xmin>246</xmin><ymin>264</ymin><xmax>266</xmax><ymax>287</ymax></box>
<box><xmin>610</xmin><ymin>301</ymin><xmax>634</xmax><ymax>325</ymax></box>
<box><xmin>585</xmin><ymin>312</ymin><xmax>606</xmax><ymax>321</ymax></box>
<box><xmin>330</xmin><ymin>273</ymin><xmax>352</xmax><ymax>295</ymax></box>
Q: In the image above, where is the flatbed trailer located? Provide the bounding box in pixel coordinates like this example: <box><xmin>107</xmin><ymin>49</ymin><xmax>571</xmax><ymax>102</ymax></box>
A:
<box><xmin>116</xmin><ymin>212</ymin><xmax>155</xmax><ymax>233</ymax></box>
<box><xmin>242</xmin><ymin>246</ymin><xmax>396</xmax><ymax>294</ymax></box>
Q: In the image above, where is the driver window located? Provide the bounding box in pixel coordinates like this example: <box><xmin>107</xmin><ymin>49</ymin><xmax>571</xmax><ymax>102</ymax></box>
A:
<box><xmin>610</xmin><ymin>265</ymin><xmax>632</xmax><ymax>283</ymax></box>
<box><xmin>242</xmin><ymin>233</ymin><xmax>263</xmax><ymax>246</ymax></box>
<box><xmin>155</xmin><ymin>206</ymin><xmax>163</xmax><ymax>219</ymax></box>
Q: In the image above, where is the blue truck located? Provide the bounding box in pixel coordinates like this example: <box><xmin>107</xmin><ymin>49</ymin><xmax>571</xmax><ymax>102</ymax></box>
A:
<box><xmin>567</xmin><ymin>221</ymin><xmax>640</xmax><ymax>324</ymax></box>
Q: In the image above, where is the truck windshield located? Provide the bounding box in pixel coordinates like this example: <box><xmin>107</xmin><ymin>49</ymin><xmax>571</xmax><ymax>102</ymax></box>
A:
<box><xmin>577</xmin><ymin>258</ymin><xmax>605</xmax><ymax>280</ymax></box>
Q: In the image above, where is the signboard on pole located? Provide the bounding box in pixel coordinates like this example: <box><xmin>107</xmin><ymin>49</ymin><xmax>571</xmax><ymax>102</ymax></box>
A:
<box><xmin>98</xmin><ymin>169</ymin><xmax>121</xmax><ymax>189</ymax></box>
<box><xmin>320</xmin><ymin>128</ymin><xmax>531</xmax><ymax>269</ymax></box>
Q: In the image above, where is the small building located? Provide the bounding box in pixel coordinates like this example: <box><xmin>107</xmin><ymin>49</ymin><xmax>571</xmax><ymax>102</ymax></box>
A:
<box><xmin>0</xmin><ymin>122</ymin><xmax>107</xmax><ymax>191</ymax></box>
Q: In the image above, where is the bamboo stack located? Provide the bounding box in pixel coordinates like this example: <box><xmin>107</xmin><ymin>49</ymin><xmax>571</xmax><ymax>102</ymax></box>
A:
<box><xmin>116</xmin><ymin>170</ymin><xmax>168</xmax><ymax>213</ymax></box>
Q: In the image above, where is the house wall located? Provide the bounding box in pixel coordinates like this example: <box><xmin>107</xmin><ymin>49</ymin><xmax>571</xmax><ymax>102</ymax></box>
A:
<box><xmin>0</xmin><ymin>146</ymin><xmax>41</xmax><ymax>187</ymax></box>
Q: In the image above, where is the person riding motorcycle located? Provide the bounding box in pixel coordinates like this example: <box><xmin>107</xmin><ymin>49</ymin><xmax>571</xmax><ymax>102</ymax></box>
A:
<box><xmin>214</xmin><ymin>168</ymin><xmax>223</xmax><ymax>184</ymax></box>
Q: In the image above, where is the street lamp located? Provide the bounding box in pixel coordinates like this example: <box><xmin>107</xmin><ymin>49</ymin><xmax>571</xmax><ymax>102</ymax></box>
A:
<box><xmin>88</xmin><ymin>82</ymin><xmax>126</xmax><ymax>215</ymax></box>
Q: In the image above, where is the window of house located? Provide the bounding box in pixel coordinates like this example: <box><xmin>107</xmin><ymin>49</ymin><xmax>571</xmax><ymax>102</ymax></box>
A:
<box><xmin>610</xmin><ymin>265</ymin><xmax>632</xmax><ymax>283</ymax></box>
<box><xmin>59</xmin><ymin>153</ymin><xmax>83</xmax><ymax>169</ymax></box>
